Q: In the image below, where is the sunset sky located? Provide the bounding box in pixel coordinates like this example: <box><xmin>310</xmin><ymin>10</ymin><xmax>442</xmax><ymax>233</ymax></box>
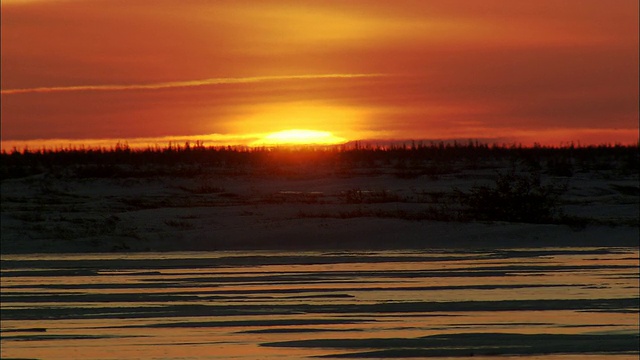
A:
<box><xmin>1</xmin><ymin>0</ymin><xmax>638</xmax><ymax>149</ymax></box>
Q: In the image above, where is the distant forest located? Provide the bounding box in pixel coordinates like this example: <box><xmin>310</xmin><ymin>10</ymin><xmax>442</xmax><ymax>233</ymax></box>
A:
<box><xmin>1</xmin><ymin>142</ymin><xmax>638</xmax><ymax>180</ymax></box>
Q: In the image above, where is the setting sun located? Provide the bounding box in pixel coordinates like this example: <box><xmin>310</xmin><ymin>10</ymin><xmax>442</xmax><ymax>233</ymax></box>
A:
<box><xmin>251</xmin><ymin>129</ymin><xmax>347</xmax><ymax>146</ymax></box>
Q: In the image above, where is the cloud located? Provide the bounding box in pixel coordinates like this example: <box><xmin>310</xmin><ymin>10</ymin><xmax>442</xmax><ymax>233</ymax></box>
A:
<box><xmin>1</xmin><ymin>73</ymin><xmax>386</xmax><ymax>95</ymax></box>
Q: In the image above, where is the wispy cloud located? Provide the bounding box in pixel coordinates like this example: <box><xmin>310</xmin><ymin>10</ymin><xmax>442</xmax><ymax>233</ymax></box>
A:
<box><xmin>1</xmin><ymin>73</ymin><xmax>386</xmax><ymax>95</ymax></box>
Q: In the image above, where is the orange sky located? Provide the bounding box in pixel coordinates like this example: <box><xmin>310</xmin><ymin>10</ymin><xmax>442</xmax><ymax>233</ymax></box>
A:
<box><xmin>1</xmin><ymin>0</ymin><xmax>638</xmax><ymax>149</ymax></box>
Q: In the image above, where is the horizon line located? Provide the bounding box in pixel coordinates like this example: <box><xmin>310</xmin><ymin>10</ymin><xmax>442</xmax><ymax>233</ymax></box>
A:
<box><xmin>2</xmin><ymin>136</ymin><xmax>637</xmax><ymax>153</ymax></box>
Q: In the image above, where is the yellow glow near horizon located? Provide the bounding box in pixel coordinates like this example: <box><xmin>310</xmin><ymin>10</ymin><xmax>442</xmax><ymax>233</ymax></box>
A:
<box><xmin>233</xmin><ymin>102</ymin><xmax>362</xmax><ymax>146</ymax></box>
<box><xmin>251</xmin><ymin>129</ymin><xmax>347</xmax><ymax>146</ymax></box>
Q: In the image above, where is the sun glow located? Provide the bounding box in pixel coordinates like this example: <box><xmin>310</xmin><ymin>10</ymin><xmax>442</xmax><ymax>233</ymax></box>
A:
<box><xmin>251</xmin><ymin>129</ymin><xmax>347</xmax><ymax>146</ymax></box>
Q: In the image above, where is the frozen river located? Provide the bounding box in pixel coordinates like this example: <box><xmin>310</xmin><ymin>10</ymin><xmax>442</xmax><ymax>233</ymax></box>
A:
<box><xmin>1</xmin><ymin>248</ymin><xmax>638</xmax><ymax>359</ymax></box>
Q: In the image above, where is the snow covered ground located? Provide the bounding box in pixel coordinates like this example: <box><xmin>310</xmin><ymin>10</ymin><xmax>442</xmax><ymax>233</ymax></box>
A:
<box><xmin>1</xmin><ymin>161</ymin><xmax>637</xmax><ymax>253</ymax></box>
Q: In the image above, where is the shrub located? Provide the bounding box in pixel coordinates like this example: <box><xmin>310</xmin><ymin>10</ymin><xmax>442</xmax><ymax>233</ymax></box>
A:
<box><xmin>457</xmin><ymin>171</ymin><xmax>566</xmax><ymax>223</ymax></box>
<box><xmin>340</xmin><ymin>189</ymin><xmax>401</xmax><ymax>204</ymax></box>
<box><xmin>164</xmin><ymin>219</ymin><xmax>194</xmax><ymax>230</ymax></box>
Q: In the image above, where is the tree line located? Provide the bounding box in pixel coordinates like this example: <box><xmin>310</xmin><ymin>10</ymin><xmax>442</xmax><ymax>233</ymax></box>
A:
<box><xmin>1</xmin><ymin>141</ymin><xmax>637</xmax><ymax>179</ymax></box>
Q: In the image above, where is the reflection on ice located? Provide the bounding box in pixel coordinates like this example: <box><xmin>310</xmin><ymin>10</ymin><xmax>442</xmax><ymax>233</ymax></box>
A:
<box><xmin>1</xmin><ymin>248</ymin><xmax>638</xmax><ymax>359</ymax></box>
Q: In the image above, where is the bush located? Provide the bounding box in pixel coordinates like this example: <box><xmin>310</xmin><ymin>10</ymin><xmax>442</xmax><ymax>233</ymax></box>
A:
<box><xmin>458</xmin><ymin>171</ymin><xmax>566</xmax><ymax>223</ymax></box>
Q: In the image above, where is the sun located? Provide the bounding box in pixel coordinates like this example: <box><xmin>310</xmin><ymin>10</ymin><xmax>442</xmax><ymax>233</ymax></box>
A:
<box><xmin>251</xmin><ymin>129</ymin><xmax>347</xmax><ymax>146</ymax></box>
